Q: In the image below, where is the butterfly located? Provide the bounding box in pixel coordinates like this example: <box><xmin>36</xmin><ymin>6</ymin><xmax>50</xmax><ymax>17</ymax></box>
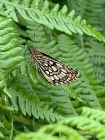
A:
<box><xmin>28</xmin><ymin>47</ymin><xmax>79</xmax><ymax>85</ymax></box>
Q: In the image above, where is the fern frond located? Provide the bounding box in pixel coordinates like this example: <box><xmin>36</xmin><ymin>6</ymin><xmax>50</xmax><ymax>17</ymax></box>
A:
<box><xmin>14</xmin><ymin>107</ymin><xmax>105</xmax><ymax>140</ymax></box>
<box><xmin>14</xmin><ymin>125</ymin><xmax>86</xmax><ymax>140</ymax></box>
<box><xmin>85</xmin><ymin>41</ymin><xmax>105</xmax><ymax>82</ymax></box>
<box><xmin>68</xmin><ymin>0</ymin><xmax>105</xmax><ymax>83</ymax></box>
<box><xmin>0</xmin><ymin>0</ymin><xmax>105</xmax><ymax>41</ymax></box>
<box><xmin>9</xmin><ymin>74</ymin><xmax>64</xmax><ymax>122</ymax></box>
<box><xmin>60</xmin><ymin>118</ymin><xmax>105</xmax><ymax>139</ymax></box>
<box><xmin>69</xmin><ymin>0</ymin><xmax>104</xmax><ymax>29</ymax></box>
<box><xmin>81</xmin><ymin>107</ymin><xmax>105</xmax><ymax>123</ymax></box>
<box><xmin>0</xmin><ymin>17</ymin><xmax>24</xmax><ymax>97</ymax></box>
<box><xmin>0</xmin><ymin>99</ymin><xmax>14</xmax><ymax>113</ymax></box>
<box><xmin>59</xmin><ymin>107</ymin><xmax>105</xmax><ymax>140</ymax></box>
<box><xmin>67</xmin><ymin>0</ymin><xmax>105</xmax><ymax>84</ymax></box>
<box><xmin>57</xmin><ymin>34</ymin><xmax>104</xmax><ymax>109</ymax></box>
<box><xmin>0</xmin><ymin>115</ymin><xmax>13</xmax><ymax>140</ymax></box>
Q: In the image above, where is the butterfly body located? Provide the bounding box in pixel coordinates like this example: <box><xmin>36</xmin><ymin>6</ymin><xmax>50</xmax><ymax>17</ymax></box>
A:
<box><xmin>28</xmin><ymin>47</ymin><xmax>79</xmax><ymax>85</ymax></box>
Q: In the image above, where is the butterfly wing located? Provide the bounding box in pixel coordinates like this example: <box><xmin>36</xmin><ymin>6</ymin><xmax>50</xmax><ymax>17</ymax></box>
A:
<box><xmin>29</xmin><ymin>47</ymin><xmax>79</xmax><ymax>84</ymax></box>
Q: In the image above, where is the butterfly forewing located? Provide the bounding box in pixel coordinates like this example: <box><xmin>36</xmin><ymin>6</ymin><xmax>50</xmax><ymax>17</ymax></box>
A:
<box><xmin>28</xmin><ymin>47</ymin><xmax>79</xmax><ymax>84</ymax></box>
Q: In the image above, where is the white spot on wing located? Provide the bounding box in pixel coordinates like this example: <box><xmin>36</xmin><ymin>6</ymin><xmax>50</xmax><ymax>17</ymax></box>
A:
<box><xmin>61</xmin><ymin>72</ymin><xmax>66</xmax><ymax>76</ymax></box>
<box><xmin>68</xmin><ymin>74</ymin><xmax>71</xmax><ymax>78</ymax></box>
<box><xmin>49</xmin><ymin>69</ymin><xmax>52</xmax><ymax>72</ymax></box>
<box><xmin>40</xmin><ymin>69</ymin><xmax>52</xmax><ymax>83</ymax></box>
<box><xmin>67</xmin><ymin>77</ymin><xmax>71</xmax><ymax>80</ymax></box>
<box><xmin>46</xmin><ymin>71</ymin><xmax>49</xmax><ymax>75</ymax></box>
<box><xmin>52</xmin><ymin>66</ymin><xmax>57</xmax><ymax>71</ymax></box>
<box><xmin>56</xmin><ymin>63</ymin><xmax>63</xmax><ymax>68</ymax></box>
<box><xmin>61</xmin><ymin>68</ymin><xmax>67</xmax><ymax>73</ymax></box>
<box><xmin>50</xmin><ymin>76</ymin><xmax>54</xmax><ymax>80</ymax></box>
<box><xmin>66</xmin><ymin>78</ymin><xmax>70</xmax><ymax>82</ymax></box>
<box><xmin>58</xmin><ymin>75</ymin><xmax>63</xmax><ymax>79</ymax></box>
<box><xmin>54</xmin><ymin>75</ymin><xmax>59</xmax><ymax>80</ymax></box>
<box><xmin>60</xmin><ymin>73</ymin><xmax>65</xmax><ymax>78</ymax></box>
<box><xmin>44</xmin><ymin>63</ymin><xmax>48</xmax><ymax>66</ymax></box>
<box><xmin>49</xmin><ymin>61</ymin><xmax>53</xmax><ymax>65</ymax></box>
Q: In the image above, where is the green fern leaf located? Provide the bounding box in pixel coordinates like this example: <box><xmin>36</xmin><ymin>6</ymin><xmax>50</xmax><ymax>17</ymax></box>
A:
<box><xmin>0</xmin><ymin>17</ymin><xmax>24</xmax><ymax>97</ymax></box>
<box><xmin>1</xmin><ymin>0</ymin><xmax>105</xmax><ymax>41</ymax></box>
<box><xmin>9</xmin><ymin>74</ymin><xmax>65</xmax><ymax>122</ymax></box>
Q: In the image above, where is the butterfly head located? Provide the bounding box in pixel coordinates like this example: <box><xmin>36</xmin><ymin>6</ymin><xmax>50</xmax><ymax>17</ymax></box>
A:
<box><xmin>28</xmin><ymin>46</ymin><xmax>41</xmax><ymax>59</ymax></box>
<box><xmin>28</xmin><ymin>46</ymin><xmax>37</xmax><ymax>54</ymax></box>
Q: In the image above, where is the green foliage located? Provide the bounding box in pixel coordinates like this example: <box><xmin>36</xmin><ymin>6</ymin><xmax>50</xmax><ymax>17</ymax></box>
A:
<box><xmin>14</xmin><ymin>107</ymin><xmax>105</xmax><ymax>140</ymax></box>
<box><xmin>69</xmin><ymin>0</ymin><xmax>105</xmax><ymax>82</ymax></box>
<box><xmin>0</xmin><ymin>0</ymin><xmax>105</xmax><ymax>140</ymax></box>
<box><xmin>0</xmin><ymin>17</ymin><xmax>24</xmax><ymax>97</ymax></box>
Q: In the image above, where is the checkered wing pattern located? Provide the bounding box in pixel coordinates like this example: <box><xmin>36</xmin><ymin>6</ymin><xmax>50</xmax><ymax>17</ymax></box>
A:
<box><xmin>28</xmin><ymin>47</ymin><xmax>79</xmax><ymax>85</ymax></box>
